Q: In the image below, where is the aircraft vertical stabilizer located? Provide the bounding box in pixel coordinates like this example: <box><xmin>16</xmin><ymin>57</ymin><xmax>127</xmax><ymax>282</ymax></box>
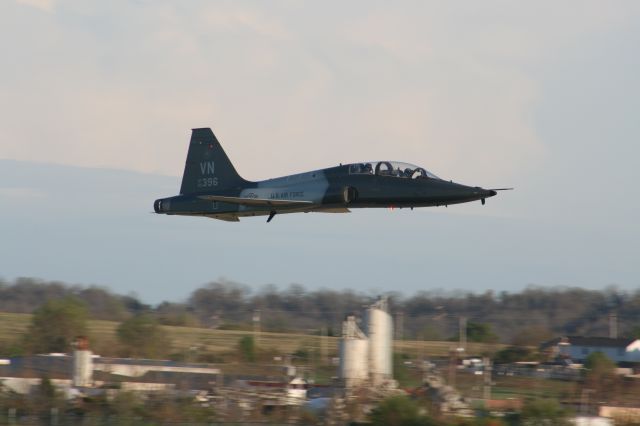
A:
<box><xmin>179</xmin><ymin>128</ymin><xmax>249</xmax><ymax>194</ymax></box>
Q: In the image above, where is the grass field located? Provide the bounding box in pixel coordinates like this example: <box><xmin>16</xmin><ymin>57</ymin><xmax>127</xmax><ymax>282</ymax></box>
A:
<box><xmin>453</xmin><ymin>371</ymin><xmax>577</xmax><ymax>401</ymax></box>
<box><xmin>0</xmin><ymin>311</ymin><xmax>502</xmax><ymax>360</ymax></box>
<box><xmin>0</xmin><ymin>312</ymin><xmax>29</xmax><ymax>338</ymax></box>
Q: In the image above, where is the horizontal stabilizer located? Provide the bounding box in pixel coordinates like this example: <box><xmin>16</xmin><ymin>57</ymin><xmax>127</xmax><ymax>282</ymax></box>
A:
<box><xmin>198</xmin><ymin>195</ymin><xmax>313</xmax><ymax>207</ymax></box>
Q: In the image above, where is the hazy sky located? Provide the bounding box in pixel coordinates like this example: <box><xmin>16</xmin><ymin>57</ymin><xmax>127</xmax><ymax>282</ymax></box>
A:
<box><xmin>1</xmin><ymin>1</ymin><xmax>639</xmax><ymax>303</ymax></box>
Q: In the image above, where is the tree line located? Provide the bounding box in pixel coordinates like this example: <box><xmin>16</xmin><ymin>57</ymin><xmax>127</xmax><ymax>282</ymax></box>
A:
<box><xmin>2</xmin><ymin>277</ymin><xmax>640</xmax><ymax>345</ymax></box>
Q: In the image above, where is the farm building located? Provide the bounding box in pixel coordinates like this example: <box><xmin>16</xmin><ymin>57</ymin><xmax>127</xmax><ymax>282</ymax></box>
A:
<box><xmin>541</xmin><ymin>336</ymin><xmax>640</xmax><ymax>363</ymax></box>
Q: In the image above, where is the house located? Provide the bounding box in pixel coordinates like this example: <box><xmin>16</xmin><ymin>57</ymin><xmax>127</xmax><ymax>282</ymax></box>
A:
<box><xmin>541</xmin><ymin>336</ymin><xmax>640</xmax><ymax>364</ymax></box>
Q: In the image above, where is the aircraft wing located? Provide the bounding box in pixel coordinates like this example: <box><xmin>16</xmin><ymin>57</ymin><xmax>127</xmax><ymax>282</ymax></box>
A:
<box><xmin>208</xmin><ymin>214</ymin><xmax>240</xmax><ymax>222</ymax></box>
<box><xmin>198</xmin><ymin>195</ymin><xmax>314</xmax><ymax>207</ymax></box>
<box><xmin>312</xmin><ymin>208</ymin><xmax>351</xmax><ymax>213</ymax></box>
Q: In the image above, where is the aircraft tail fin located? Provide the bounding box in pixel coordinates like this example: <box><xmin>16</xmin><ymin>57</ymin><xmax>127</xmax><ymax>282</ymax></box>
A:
<box><xmin>179</xmin><ymin>128</ymin><xmax>249</xmax><ymax>194</ymax></box>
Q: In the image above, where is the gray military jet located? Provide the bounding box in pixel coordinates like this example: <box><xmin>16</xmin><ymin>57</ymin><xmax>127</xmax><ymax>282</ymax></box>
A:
<box><xmin>153</xmin><ymin>128</ymin><xmax>509</xmax><ymax>222</ymax></box>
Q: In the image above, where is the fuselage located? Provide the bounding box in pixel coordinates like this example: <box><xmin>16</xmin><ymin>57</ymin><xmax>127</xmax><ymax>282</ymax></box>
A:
<box><xmin>154</xmin><ymin>128</ymin><xmax>503</xmax><ymax>222</ymax></box>
<box><xmin>154</xmin><ymin>162</ymin><xmax>497</xmax><ymax>221</ymax></box>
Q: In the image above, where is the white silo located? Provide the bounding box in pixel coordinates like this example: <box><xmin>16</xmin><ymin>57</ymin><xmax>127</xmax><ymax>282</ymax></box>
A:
<box><xmin>72</xmin><ymin>336</ymin><xmax>93</xmax><ymax>388</ymax></box>
<box><xmin>339</xmin><ymin>315</ymin><xmax>369</xmax><ymax>388</ymax></box>
<box><xmin>366</xmin><ymin>298</ymin><xmax>393</xmax><ymax>385</ymax></box>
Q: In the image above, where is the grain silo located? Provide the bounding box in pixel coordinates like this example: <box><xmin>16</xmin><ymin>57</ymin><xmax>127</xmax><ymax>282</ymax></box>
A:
<box><xmin>339</xmin><ymin>315</ymin><xmax>369</xmax><ymax>388</ymax></box>
<box><xmin>366</xmin><ymin>298</ymin><xmax>393</xmax><ymax>385</ymax></box>
<box><xmin>72</xmin><ymin>336</ymin><xmax>93</xmax><ymax>387</ymax></box>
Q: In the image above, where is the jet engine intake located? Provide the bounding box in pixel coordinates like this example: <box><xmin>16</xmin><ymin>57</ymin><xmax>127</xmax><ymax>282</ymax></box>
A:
<box><xmin>342</xmin><ymin>186</ymin><xmax>358</xmax><ymax>204</ymax></box>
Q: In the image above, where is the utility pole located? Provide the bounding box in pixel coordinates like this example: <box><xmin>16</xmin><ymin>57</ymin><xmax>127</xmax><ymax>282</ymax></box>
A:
<box><xmin>320</xmin><ymin>326</ymin><xmax>328</xmax><ymax>366</ymax></box>
<box><xmin>448</xmin><ymin>315</ymin><xmax>467</xmax><ymax>388</ymax></box>
<box><xmin>396</xmin><ymin>311</ymin><xmax>405</xmax><ymax>355</ymax></box>
<box><xmin>609</xmin><ymin>312</ymin><xmax>618</xmax><ymax>339</ymax></box>
<box><xmin>482</xmin><ymin>356</ymin><xmax>492</xmax><ymax>401</ymax></box>
<box><xmin>459</xmin><ymin>316</ymin><xmax>467</xmax><ymax>352</ymax></box>
<box><xmin>253</xmin><ymin>309</ymin><xmax>261</xmax><ymax>347</ymax></box>
<box><xmin>419</xmin><ymin>332</ymin><xmax>427</xmax><ymax>383</ymax></box>
<box><xmin>448</xmin><ymin>348</ymin><xmax>457</xmax><ymax>388</ymax></box>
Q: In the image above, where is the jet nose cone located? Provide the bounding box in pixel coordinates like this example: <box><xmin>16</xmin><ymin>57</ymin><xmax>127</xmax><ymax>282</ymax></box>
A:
<box><xmin>474</xmin><ymin>187</ymin><xmax>497</xmax><ymax>198</ymax></box>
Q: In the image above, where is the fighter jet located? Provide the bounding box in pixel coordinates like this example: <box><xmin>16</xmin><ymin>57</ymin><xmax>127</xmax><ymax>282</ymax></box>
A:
<box><xmin>153</xmin><ymin>128</ymin><xmax>509</xmax><ymax>222</ymax></box>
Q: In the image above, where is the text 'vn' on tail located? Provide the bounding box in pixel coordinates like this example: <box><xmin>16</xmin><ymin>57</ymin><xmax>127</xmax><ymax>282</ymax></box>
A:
<box><xmin>179</xmin><ymin>128</ymin><xmax>249</xmax><ymax>195</ymax></box>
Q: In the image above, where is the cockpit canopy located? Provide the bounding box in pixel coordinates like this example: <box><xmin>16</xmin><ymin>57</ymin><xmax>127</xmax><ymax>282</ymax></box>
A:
<box><xmin>348</xmin><ymin>161</ymin><xmax>441</xmax><ymax>180</ymax></box>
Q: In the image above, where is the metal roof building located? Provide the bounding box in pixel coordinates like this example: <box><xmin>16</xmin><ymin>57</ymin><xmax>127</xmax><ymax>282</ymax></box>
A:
<box><xmin>541</xmin><ymin>336</ymin><xmax>640</xmax><ymax>363</ymax></box>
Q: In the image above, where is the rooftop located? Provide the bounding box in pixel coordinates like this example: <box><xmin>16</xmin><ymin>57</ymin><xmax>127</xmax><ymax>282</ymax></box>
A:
<box><xmin>541</xmin><ymin>336</ymin><xmax>637</xmax><ymax>350</ymax></box>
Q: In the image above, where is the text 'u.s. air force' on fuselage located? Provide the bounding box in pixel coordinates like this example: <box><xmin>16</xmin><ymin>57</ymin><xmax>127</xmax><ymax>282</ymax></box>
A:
<box><xmin>153</xmin><ymin>128</ymin><xmax>511</xmax><ymax>223</ymax></box>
